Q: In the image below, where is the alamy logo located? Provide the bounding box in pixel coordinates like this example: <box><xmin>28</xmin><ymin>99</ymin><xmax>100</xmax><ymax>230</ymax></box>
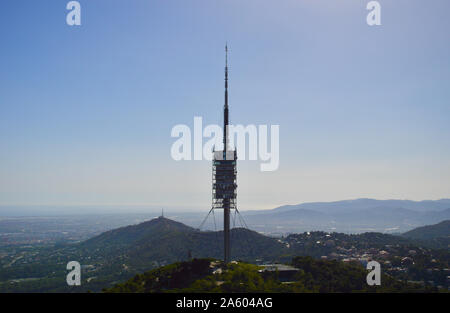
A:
<box><xmin>64</xmin><ymin>2</ymin><xmax>382</xmax><ymax>27</ymax></box>
<box><xmin>66</xmin><ymin>1</ymin><xmax>81</xmax><ymax>26</ymax></box>
<box><xmin>66</xmin><ymin>261</ymin><xmax>81</xmax><ymax>286</ymax></box>
<box><xmin>366</xmin><ymin>1</ymin><xmax>381</xmax><ymax>26</ymax></box>
<box><xmin>366</xmin><ymin>260</ymin><xmax>381</xmax><ymax>286</ymax></box>
<box><xmin>170</xmin><ymin>117</ymin><xmax>280</xmax><ymax>171</ymax></box>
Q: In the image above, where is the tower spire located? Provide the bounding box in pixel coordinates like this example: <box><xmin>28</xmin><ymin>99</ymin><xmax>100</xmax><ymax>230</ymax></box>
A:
<box><xmin>224</xmin><ymin>43</ymin><xmax>229</xmax><ymax>152</ymax></box>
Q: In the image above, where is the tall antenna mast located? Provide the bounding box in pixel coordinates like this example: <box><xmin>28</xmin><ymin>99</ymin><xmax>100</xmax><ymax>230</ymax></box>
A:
<box><xmin>224</xmin><ymin>43</ymin><xmax>229</xmax><ymax>152</ymax></box>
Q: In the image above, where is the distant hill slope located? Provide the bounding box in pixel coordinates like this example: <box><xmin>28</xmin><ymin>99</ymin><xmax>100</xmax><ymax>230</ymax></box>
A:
<box><xmin>402</xmin><ymin>220</ymin><xmax>450</xmax><ymax>240</ymax></box>
<box><xmin>80</xmin><ymin>217</ymin><xmax>287</xmax><ymax>265</ymax></box>
<box><xmin>81</xmin><ymin>216</ymin><xmax>195</xmax><ymax>248</ymax></box>
<box><xmin>0</xmin><ymin>217</ymin><xmax>288</xmax><ymax>293</ymax></box>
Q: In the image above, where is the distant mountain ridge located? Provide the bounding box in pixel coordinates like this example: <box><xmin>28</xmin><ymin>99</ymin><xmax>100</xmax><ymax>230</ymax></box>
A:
<box><xmin>242</xmin><ymin>198</ymin><xmax>450</xmax><ymax>234</ymax></box>
<box><xmin>257</xmin><ymin>198</ymin><xmax>450</xmax><ymax>214</ymax></box>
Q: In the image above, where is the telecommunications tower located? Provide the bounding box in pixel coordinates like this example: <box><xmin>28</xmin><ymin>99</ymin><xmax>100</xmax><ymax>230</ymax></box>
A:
<box><xmin>200</xmin><ymin>44</ymin><xmax>242</xmax><ymax>264</ymax></box>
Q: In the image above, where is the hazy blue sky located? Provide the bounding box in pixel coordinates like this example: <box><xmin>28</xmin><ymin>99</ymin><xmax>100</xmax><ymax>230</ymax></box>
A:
<box><xmin>0</xmin><ymin>0</ymin><xmax>449</xmax><ymax>212</ymax></box>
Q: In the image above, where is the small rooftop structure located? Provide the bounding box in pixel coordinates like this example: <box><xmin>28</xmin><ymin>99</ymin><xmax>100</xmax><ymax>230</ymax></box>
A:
<box><xmin>260</xmin><ymin>264</ymin><xmax>299</xmax><ymax>272</ymax></box>
<box><xmin>259</xmin><ymin>264</ymin><xmax>300</xmax><ymax>282</ymax></box>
